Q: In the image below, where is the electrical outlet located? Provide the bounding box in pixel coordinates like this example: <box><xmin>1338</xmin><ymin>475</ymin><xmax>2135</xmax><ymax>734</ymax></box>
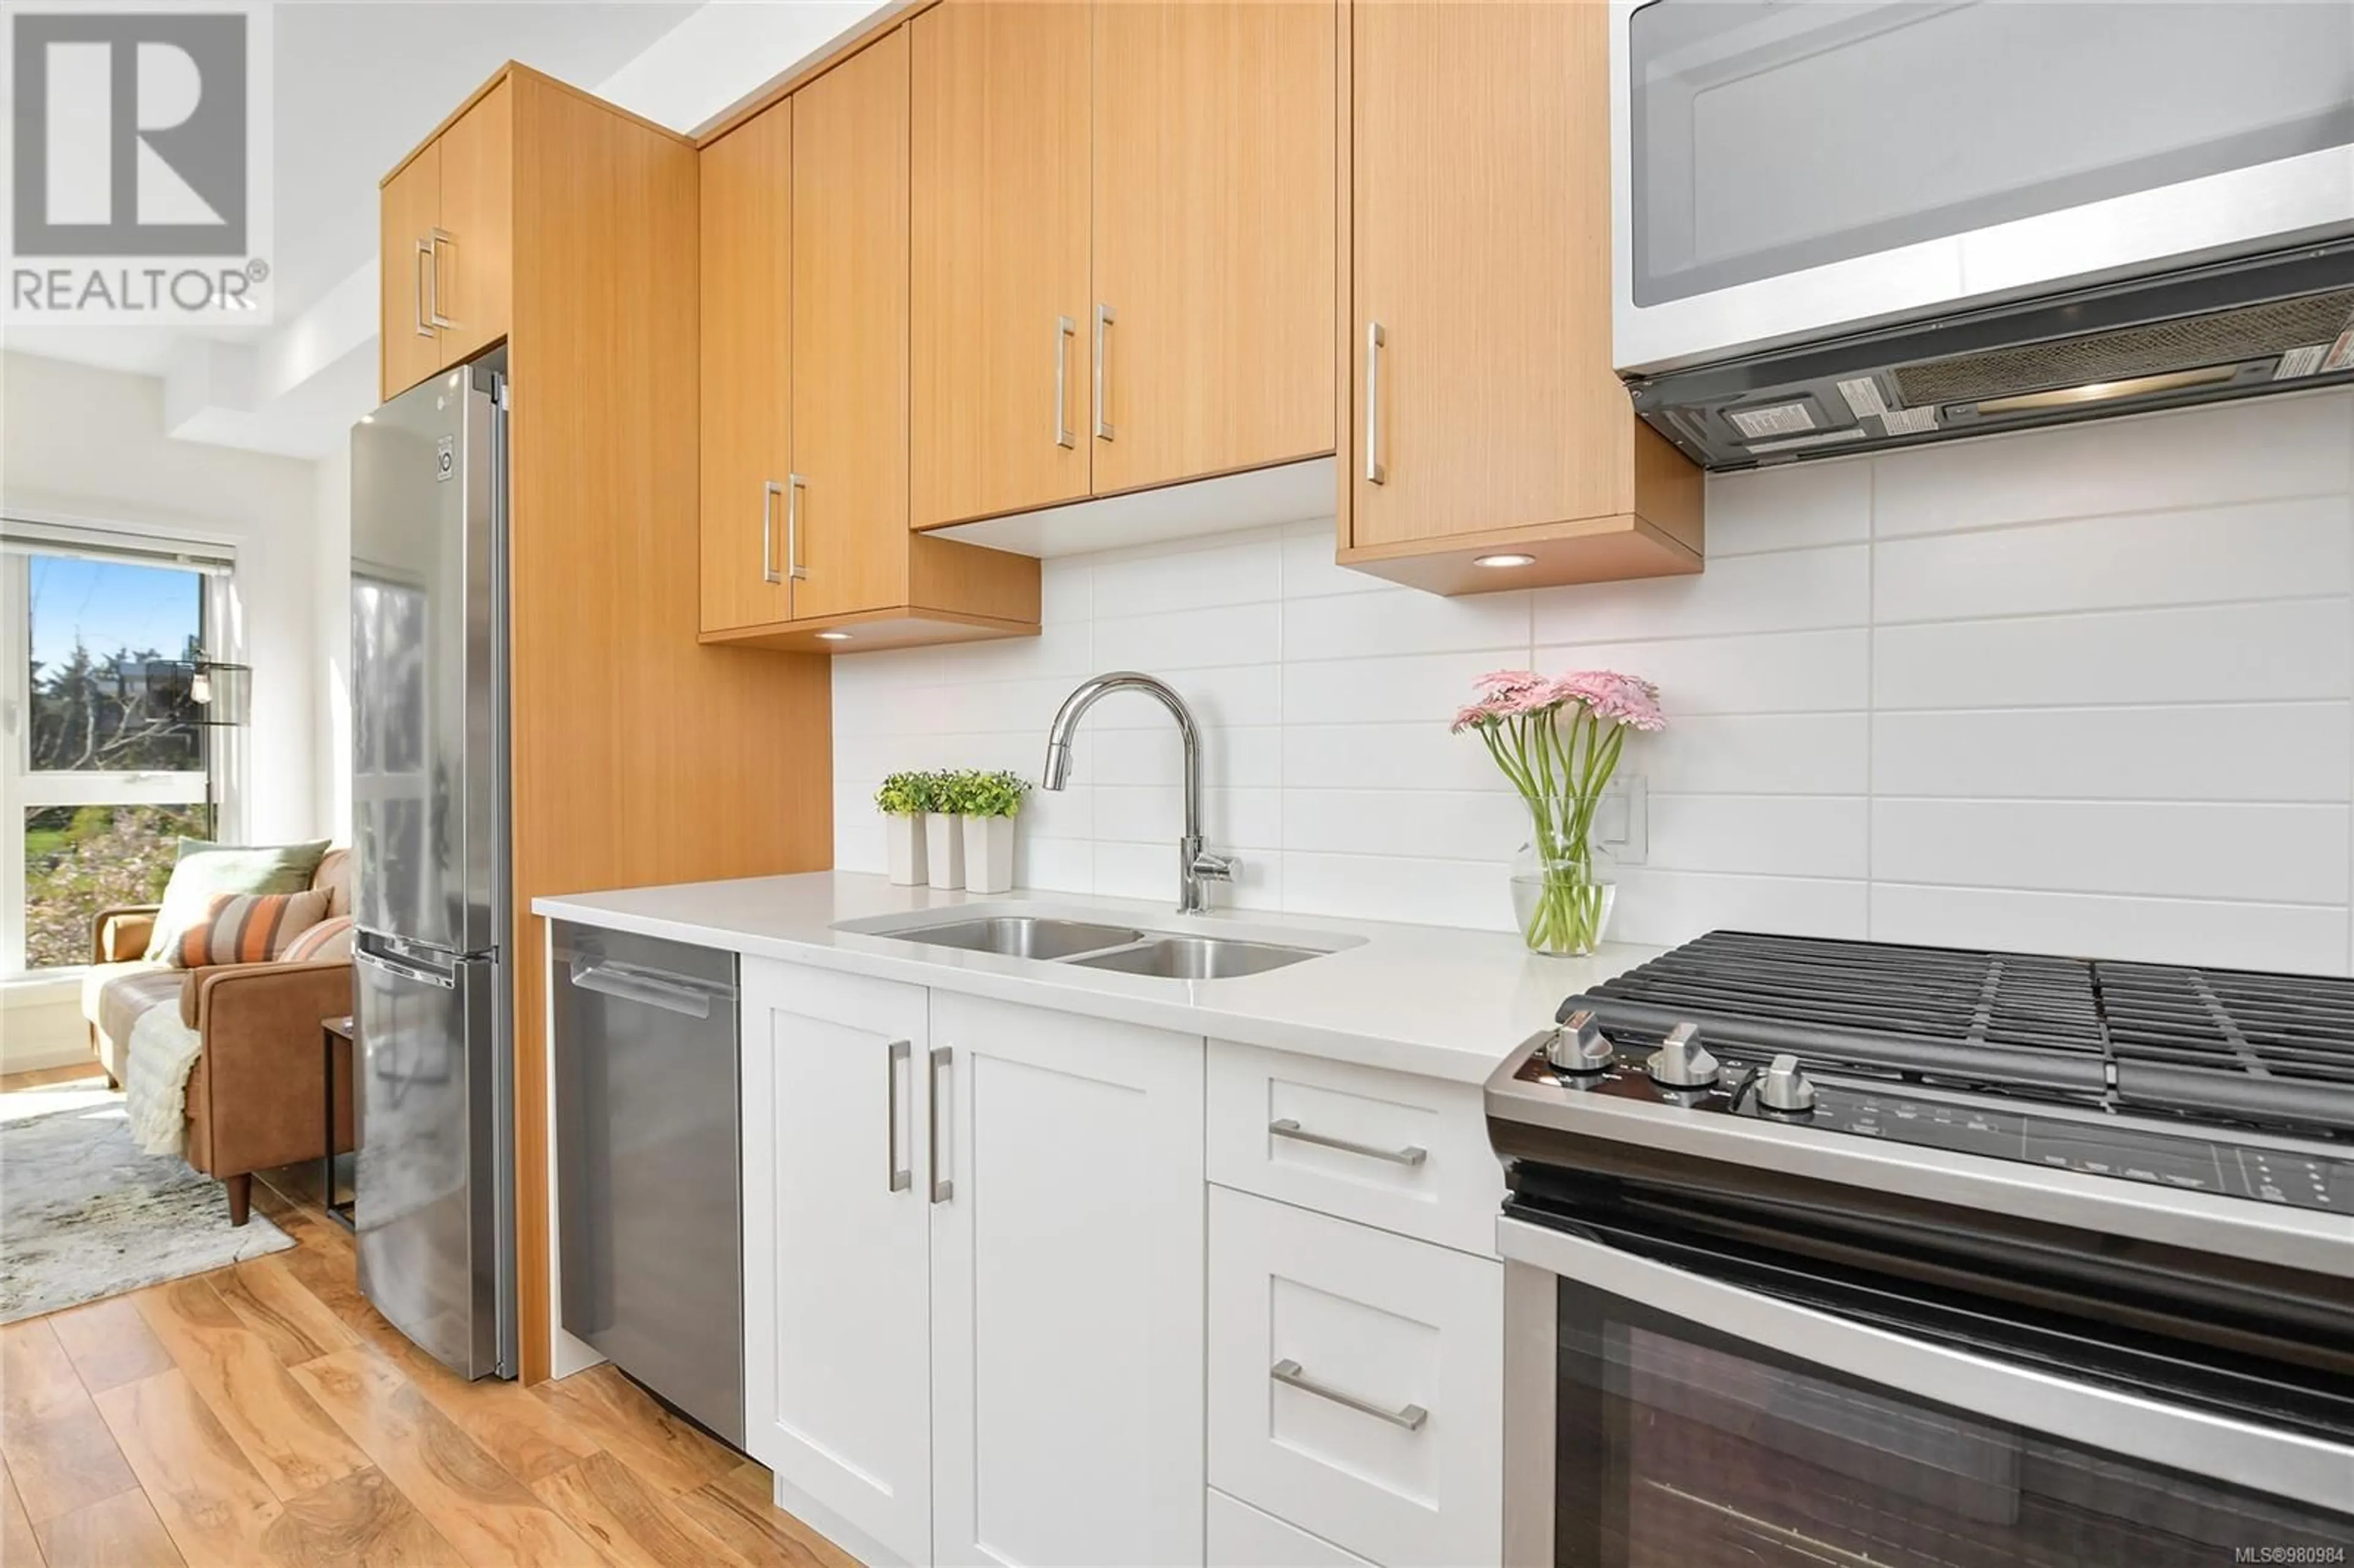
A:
<box><xmin>1591</xmin><ymin>773</ymin><xmax>1648</xmax><ymax>867</ymax></box>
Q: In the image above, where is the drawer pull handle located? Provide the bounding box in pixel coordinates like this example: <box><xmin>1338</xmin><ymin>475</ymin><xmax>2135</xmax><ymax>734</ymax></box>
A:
<box><xmin>1268</xmin><ymin>1118</ymin><xmax>1426</xmax><ymax>1167</ymax></box>
<box><xmin>1271</xmin><ymin>1358</ymin><xmax>1428</xmax><ymax>1432</ymax></box>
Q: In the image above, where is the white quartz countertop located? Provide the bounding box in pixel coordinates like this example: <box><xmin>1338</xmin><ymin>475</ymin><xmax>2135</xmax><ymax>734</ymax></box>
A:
<box><xmin>533</xmin><ymin>872</ymin><xmax>1660</xmax><ymax>1084</ymax></box>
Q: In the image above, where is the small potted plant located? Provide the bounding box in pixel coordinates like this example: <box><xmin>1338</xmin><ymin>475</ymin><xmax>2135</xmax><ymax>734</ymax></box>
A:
<box><xmin>875</xmin><ymin>771</ymin><xmax>930</xmax><ymax>886</ymax></box>
<box><xmin>924</xmin><ymin>770</ymin><xmax>966</xmax><ymax>891</ymax></box>
<box><xmin>959</xmin><ymin>770</ymin><xmax>1029</xmax><ymax>894</ymax></box>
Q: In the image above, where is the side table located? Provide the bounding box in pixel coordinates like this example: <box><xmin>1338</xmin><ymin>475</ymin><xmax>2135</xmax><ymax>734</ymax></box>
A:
<box><xmin>322</xmin><ymin>1014</ymin><xmax>356</xmax><ymax>1231</ymax></box>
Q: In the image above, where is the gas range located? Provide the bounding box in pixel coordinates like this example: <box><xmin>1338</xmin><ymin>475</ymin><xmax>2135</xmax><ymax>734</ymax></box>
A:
<box><xmin>1486</xmin><ymin>930</ymin><xmax>2354</xmax><ymax>1276</ymax></box>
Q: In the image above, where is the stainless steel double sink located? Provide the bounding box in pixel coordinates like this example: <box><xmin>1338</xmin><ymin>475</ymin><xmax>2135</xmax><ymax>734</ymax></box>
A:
<box><xmin>842</xmin><ymin>912</ymin><xmax>1346</xmax><ymax>979</ymax></box>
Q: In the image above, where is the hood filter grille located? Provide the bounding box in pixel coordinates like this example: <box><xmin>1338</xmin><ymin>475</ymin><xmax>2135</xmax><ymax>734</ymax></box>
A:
<box><xmin>1894</xmin><ymin>290</ymin><xmax>2354</xmax><ymax>408</ymax></box>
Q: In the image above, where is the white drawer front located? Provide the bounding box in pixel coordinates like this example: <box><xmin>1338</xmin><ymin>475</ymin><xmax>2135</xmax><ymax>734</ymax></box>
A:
<box><xmin>1207</xmin><ymin>1040</ymin><xmax>1503</xmax><ymax>1256</ymax></box>
<box><xmin>1208</xmin><ymin>1187</ymin><xmax>1503</xmax><ymax>1568</ymax></box>
<box><xmin>1208</xmin><ymin>1488</ymin><xmax>1376</xmax><ymax>1568</ymax></box>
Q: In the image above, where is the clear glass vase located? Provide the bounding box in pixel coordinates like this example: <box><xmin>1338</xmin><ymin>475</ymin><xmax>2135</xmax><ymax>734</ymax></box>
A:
<box><xmin>1510</xmin><ymin>837</ymin><xmax>1616</xmax><ymax>956</ymax></box>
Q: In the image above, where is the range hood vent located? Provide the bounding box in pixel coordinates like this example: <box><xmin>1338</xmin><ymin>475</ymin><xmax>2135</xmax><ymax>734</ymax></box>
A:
<box><xmin>1627</xmin><ymin>241</ymin><xmax>2354</xmax><ymax>471</ymax></box>
<box><xmin>1894</xmin><ymin>289</ymin><xmax>2354</xmax><ymax>409</ymax></box>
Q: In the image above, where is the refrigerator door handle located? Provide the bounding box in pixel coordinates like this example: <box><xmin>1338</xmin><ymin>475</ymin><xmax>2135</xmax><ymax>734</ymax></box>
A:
<box><xmin>356</xmin><ymin>943</ymin><xmax>458</xmax><ymax>991</ymax></box>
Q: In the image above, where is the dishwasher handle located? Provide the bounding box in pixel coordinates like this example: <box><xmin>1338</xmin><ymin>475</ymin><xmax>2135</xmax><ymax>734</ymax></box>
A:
<box><xmin>567</xmin><ymin>956</ymin><xmax>729</xmax><ymax>1019</ymax></box>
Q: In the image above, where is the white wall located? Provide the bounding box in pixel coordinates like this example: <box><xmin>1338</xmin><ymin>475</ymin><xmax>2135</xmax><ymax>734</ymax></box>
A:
<box><xmin>313</xmin><ymin>445</ymin><xmax>352</xmax><ymax>843</ymax></box>
<box><xmin>834</xmin><ymin>389</ymin><xmax>2354</xmax><ymax>974</ymax></box>
<box><xmin>2</xmin><ymin>351</ymin><xmax>326</xmax><ymax>843</ymax></box>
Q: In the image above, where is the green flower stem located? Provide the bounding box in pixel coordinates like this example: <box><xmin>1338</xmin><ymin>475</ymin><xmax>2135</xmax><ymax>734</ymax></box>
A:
<box><xmin>1480</xmin><ymin>702</ymin><xmax>1629</xmax><ymax>954</ymax></box>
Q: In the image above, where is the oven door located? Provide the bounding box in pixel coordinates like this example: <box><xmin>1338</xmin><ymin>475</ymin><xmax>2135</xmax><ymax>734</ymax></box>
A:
<box><xmin>1500</xmin><ymin>1216</ymin><xmax>2354</xmax><ymax>1567</ymax></box>
<box><xmin>1609</xmin><ymin>0</ymin><xmax>2354</xmax><ymax>375</ymax></box>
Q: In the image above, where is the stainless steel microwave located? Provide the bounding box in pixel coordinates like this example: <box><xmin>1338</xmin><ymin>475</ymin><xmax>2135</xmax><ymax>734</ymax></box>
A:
<box><xmin>1611</xmin><ymin>0</ymin><xmax>2354</xmax><ymax>469</ymax></box>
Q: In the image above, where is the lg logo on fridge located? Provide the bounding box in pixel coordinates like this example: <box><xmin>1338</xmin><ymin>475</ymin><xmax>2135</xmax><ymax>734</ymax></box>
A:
<box><xmin>7</xmin><ymin>4</ymin><xmax>273</xmax><ymax>324</ymax></box>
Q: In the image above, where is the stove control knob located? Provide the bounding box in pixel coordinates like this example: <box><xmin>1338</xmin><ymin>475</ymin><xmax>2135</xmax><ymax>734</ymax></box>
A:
<box><xmin>1646</xmin><ymin>1022</ymin><xmax>1720</xmax><ymax>1090</ymax></box>
<box><xmin>1758</xmin><ymin>1053</ymin><xmax>1816</xmax><ymax>1114</ymax></box>
<box><xmin>1545</xmin><ymin>1009</ymin><xmax>1615</xmax><ymax>1075</ymax></box>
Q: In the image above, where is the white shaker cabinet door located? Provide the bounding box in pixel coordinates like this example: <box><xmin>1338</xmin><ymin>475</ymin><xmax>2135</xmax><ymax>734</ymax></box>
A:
<box><xmin>741</xmin><ymin>957</ymin><xmax>934</xmax><ymax>1565</ymax></box>
<box><xmin>927</xmin><ymin>992</ymin><xmax>1206</xmax><ymax>1567</ymax></box>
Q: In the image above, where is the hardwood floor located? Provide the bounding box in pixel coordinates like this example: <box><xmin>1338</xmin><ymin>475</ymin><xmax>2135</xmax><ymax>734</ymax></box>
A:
<box><xmin>1</xmin><ymin>1166</ymin><xmax>855</xmax><ymax>1568</ymax></box>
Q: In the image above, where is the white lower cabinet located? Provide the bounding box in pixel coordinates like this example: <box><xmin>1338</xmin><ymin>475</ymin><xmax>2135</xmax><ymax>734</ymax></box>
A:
<box><xmin>741</xmin><ymin>961</ymin><xmax>935</xmax><ymax>1564</ymax></box>
<box><xmin>1207</xmin><ymin>1186</ymin><xmax>1503</xmax><ymax>1568</ymax></box>
<box><xmin>929</xmin><ymin>992</ymin><xmax>1205</xmax><ymax>1566</ymax></box>
<box><xmin>1206</xmin><ymin>1490</ymin><xmax>1376</xmax><ymax>1568</ymax></box>
<box><xmin>741</xmin><ymin>958</ymin><xmax>1206</xmax><ymax>1568</ymax></box>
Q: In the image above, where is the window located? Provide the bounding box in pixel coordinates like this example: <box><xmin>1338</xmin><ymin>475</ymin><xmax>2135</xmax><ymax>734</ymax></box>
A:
<box><xmin>2</xmin><ymin>523</ymin><xmax>239</xmax><ymax>974</ymax></box>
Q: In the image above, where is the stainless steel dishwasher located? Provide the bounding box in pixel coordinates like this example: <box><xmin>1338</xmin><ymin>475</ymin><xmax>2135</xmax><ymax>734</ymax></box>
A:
<box><xmin>550</xmin><ymin>921</ymin><xmax>742</xmax><ymax>1447</ymax></box>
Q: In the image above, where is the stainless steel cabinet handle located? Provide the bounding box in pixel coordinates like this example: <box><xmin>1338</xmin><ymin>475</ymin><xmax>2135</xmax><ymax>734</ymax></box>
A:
<box><xmin>413</xmin><ymin>240</ymin><xmax>435</xmax><ymax>340</ymax></box>
<box><xmin>1054</xmin><ymin>314</ymin><xmax>1077</xmax><ymax>449</ymax></box>
<box><xmin>886</xmin><ymin>1039</ymin><xmax>911</xmax><ymax>1192</ymax></box>
<box><xmin>1268</xmin><ymin>1117</ymin><xmax>1426</xmax><ymax>1167</ymax></box>
<box><xmin>356</xmin><ymin>946</ymin><xmax>456</xmax><ymax>991</ymax></box>
<box><xmin>761</xmin><ymin>480</ymin><xmax>785</xmax><ymax>586</ymax></box>
<box><xmin>1364</xmin><ymin>321</ymin><xmax>1387</xmax><ymax>485</ymax></box>
<box><xmin>785</xmin><ymin>473</ymin><xmax>809</xmax><ymax>582</ymax></box>
<box><xmin>425</xmin><ymin>228</ymin><xmax>455</xmax><ymax>329</ymax></box>
<box><xmin>1271</xmin><ymin>1358</ymin><xmax>1427</xmax><ymax>1431</ymax></box>
<box><xmin>1092</xmin><ymin>303</ymin><xmax>1116</xmax><ymax>442</ymax></box>
<box><xmin>928</xmin><ymin>1046</ymin><xmax>953</xmax><ymax>1203</ymax></box>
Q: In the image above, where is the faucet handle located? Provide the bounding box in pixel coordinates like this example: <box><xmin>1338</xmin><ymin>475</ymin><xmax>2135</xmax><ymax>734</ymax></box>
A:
<box><xmin>1192</xmin><ymin>850</ymin><xmax>1240</xmax><ymax>883</ymax></box>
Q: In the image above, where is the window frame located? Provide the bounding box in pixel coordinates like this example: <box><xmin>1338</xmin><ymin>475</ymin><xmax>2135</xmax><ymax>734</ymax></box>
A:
<box><xmin>2</xmin><ymin>525</ymin><xmax>245</xmax><ymax>976</ymax></box>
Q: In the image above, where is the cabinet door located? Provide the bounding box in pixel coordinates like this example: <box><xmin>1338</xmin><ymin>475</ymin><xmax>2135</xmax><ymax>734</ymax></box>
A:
<box><xmin>1348</xmin><ymin>1</ymin><xmax>1623</xmax><ymax>548</ymax></box>
<box><xmin>740</xmin><ymin>959</ymin><xmax>932</xmax><ymax>1564</ymax></box>
<box><xmin>1091</xmin><ymin>1</ymin><xmax>1336</xmax><ymax>495</ymax></box>
<box><xmin>379</xmin><ymin>140</ymin><xmax>441</xmax><ymax>399</ymax></box>
<box><xmin>699</xmin><ymin>103</ymin><xmax>794</xmax><ymax>634</ymax></box>
<box><xmin>434</xmin><ymin>77</ymin><xmax>513</xmax><ymax>365</ymax></box>
<box><xmin>792</xmin><ymin>29</ymin><xmax>911</xmax><ymax>621</ymax></box>
<box><xmin>928</xmin><ymin>994</ymin><xmax>1205</xmax><ymax>1566</ymax></box>
<box><xmin>910</xmin><ymin>0</ymin><xmax>1092</xmax><ymax>528</ymax></box>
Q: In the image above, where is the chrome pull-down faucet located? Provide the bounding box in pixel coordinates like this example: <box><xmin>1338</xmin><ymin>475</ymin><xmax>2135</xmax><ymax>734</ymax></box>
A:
<box><xmin>1042</xmin><ymin>671</ymin><xmax>1238</xmax><ymax>915</ymax></box>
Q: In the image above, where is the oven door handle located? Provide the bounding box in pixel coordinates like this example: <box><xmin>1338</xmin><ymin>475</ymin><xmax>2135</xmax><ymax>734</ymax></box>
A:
<box><xmin>1498</xmin><ymin>1216</ymin><xmax>2354</xmax><ymax>1510</ymax></box>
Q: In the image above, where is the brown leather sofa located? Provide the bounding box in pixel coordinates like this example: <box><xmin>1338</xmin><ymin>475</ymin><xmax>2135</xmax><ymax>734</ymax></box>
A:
<box><xmin>81</xmin><ymin>848</ymin><xmax>356</xmax><ymax>1225</ymax></box>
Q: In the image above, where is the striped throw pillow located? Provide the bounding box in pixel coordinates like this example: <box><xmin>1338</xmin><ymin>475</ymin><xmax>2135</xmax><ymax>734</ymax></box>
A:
<box><xmin>279</xmin><ymin>915</ymin><xmax>356</xmax><ymax>964</ymax></box>
<box><xmin>174</xmin><ymin>889</ymin><xmax>331</xmax><ymax>968</ymax></box>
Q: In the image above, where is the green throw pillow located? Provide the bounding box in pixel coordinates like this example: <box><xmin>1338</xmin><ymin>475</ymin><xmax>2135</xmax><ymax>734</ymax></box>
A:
<box><xmin>145</xmin><ymin>839</ymin><xmax>333</xmax><ymax>964</ymax></box>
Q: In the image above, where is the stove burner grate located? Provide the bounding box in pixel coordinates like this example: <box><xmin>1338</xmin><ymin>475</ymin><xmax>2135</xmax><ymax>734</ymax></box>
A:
<box><xmin>1577</xmin><ymin>932</ymin><xmax>2354</xmax><ymax>1138</ymax></box>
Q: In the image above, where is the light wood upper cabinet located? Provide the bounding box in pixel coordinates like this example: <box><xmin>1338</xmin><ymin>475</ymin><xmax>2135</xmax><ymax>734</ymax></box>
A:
<box><xmin>792</xmin><ymin>29</ymin><xmax>913</xmax><ymax>623</ymax></box>
<box><xmin>378</xmin><ymin>80</ymin><xmax>514</xmax><ymax>400</ymax></box>
<box><xmin>1339</xmin><ymin>0</ymin><xmax>1701</xmax><ymax>593</ymax></box>
<box><xmin>378</xmin><ymin>141</ymin><xmax>441</xmax><ymax>401</ymax></box>
<box><xmin>698</xmin><ymin>102</ymin><xmax>793</xmax><ymax>635</ymax></box>
<box><xmin>910</xmin><ymin>0</ymin><xmax>1092</xmax><ymax>528</ymax></box>
<box><xmin>433</xmin><ymin>79</ymin><xmax>514</xmax><ymax>367</ymax></box>
<box><xmin>1091</xmin><ymin>1</ymin><xmax>1336</xmax><ymax>496</ymax></box>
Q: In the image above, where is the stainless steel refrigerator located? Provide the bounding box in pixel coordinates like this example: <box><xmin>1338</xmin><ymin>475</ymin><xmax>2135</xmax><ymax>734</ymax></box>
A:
<box><xmin>348</xmin><ymin>350</ymin><xmax>516</xmax><ymax>1380</ymax></box>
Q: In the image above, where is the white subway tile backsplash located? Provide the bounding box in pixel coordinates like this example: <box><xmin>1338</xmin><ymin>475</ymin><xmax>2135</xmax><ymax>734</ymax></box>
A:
<box><xmin>1873</xmin><ymin>706</ymin><xmax>2353</xmax><ymax>803</ymax></box>
<box><xmin>1639</xmin><ymin>714</ymin><xmax>1870</xmax><ymax>795</ymax></box>
<box><xmin>1872</xmin><ymin>390</ymin><xmax>2354</xmax><ymax>537</ymax></box>
<box><xmin>1648</xmin><ymin>796</ymin><xmax>1869</xmax><ymax>879</ymax></box>
<box><xmin>1607</xmin><ymin>869</ymin><xmax>1870</xmax><ymax>948</ymax></box>
<box><xmin>833</xmin><ymin>390</ymin><xmax>2354</xmax><ymax>977</ymax></box>
<box><xmin>1873</xmin><ymin>800</ymin><xmax>2349</xmax><ymax>905</ymax></box>
<box><xmin>1282</xmin><ymin>584</ymin><xmax>1529</xmax><ymax>659</ymax></box>
<box><xmin>1703</xmin><ymin>458</ymin><xmax>1873</xmax><ymax>555</ymax></box>
<box><xmin>1537</xmin><ymin>630</ymin><xmax>1870</xmax><ymax>715</ymax></box>
<box><xmin>1870</xmin><ymin>884</ymin><xmax>2352</xmax><ymax>976</ymax></box>
<box><xmin>1873</xmin><ymin>497</ymin><xmax>2352</xmax><ymax>624</ymax></box>
<box><xmin>1094</xmin><ymin>601</ymin><xmax>1282</xmax><ymax>672</ymax></box>
<box><xmin>1873</xmin><ymin>599</ymin><xmax>2354</xmax><ymax>709</ymax></box>
<box><xmin>1534</xmin><ymin>544</ymin><xmax>1868</xmax><ymax>643</ymax></box>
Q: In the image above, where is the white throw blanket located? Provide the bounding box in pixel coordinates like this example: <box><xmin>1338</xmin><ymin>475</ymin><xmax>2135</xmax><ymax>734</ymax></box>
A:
<box><xmin>124</xmin><ymin>1003</ymin><xmax>205</xmax><ymax>1157</ymax></box>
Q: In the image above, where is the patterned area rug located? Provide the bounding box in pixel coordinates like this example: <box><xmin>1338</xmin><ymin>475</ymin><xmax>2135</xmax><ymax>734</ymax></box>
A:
<box><xmin>0</xmin><ymin>1079</ymin><xmax>292</xmax><ymax>1323</ymax></box>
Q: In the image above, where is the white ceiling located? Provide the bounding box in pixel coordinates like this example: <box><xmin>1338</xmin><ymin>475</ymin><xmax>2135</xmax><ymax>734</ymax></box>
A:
<box><xmin>4</xmin><ymin>2</ymin><xmax>698</xmax><ymax>380</ymax></box>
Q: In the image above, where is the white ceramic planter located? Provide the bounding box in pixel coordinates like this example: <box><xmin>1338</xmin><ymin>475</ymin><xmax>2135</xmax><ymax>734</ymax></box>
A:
<box><xmin>962</xmin><ymin>813</ymin><xmax>1015</xmax><ymax>894</ymax></box>
<box><xmin>924</xmin><ymin>812</ymin><xmax>966</xmax><ymax>890</ymax></box>
<box><xmin>884</xmin><ymin>812</ymin><xmax>927</xmax><ymax>886</ymax></box>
